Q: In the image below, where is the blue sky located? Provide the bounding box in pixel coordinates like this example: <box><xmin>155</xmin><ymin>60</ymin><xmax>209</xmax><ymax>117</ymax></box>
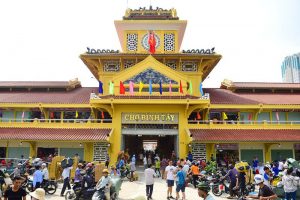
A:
<box><xmin>0</xmin><ymin>0</ymin><xmax>299</xmax><ymax>87</ymax></box>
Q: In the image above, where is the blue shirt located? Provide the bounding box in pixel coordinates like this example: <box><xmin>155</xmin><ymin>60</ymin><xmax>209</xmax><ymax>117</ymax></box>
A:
<box><xmin>252</xmin><ymin>159</ymin><xmax>259</xmax><ymax>168</ymax></box>
<box><xmin>33</xmin><ymin>170</ymin><xmax>43</xmax><ymax>187</ymax></box>
<box><xmin>177</xmin><ymin>170</ymin><xmax>185</xmax><ymax>185</ymax></box>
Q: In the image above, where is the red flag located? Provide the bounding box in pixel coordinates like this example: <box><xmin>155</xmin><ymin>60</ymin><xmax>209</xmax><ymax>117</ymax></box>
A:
<box><xmin>101</xmin><ymin>111</ymin><xmax>105</xmax><ymax>119</ymax></box>
<box><xmin>179</xmin><ymin>80</ymin><xmax>183</xmax><ymax>94</ymax></box>
<box><xmin>50</xmin><ymin>112</ymin><xmax>54</xmax><ymax>119</ymax></box>
<box><xmin>120</xmin><ymin>81</ymin><xmax>125</xmax><ymax>94</ymax></box>
<box><xmin>148</xmin><ymin>31</ymin><xmax>156</xmax><ymax>54</ymax></box>
<box><xmin>196</xmin><ymin>112</ymin><xmax>201</xmax><ymax>120</ymax></box>
<box><xmin>248</xmin><ymin>113</ymin><xmax>252</xmax><ymax>120</ymax></box>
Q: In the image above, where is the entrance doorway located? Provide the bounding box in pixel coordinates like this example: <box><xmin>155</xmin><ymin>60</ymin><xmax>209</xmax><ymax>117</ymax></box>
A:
<box><xmin>0</xmin><ymin>147</ymin><xmax>6</xmax><ymax>158</ymax></box>
<box><xmin>37</xmin><ymin>148</ymin><xmax>58</xmax><ymax>160</ymax></box>
<box><xmin>123</xmin><ymin>135</ymin><xmax>176</xmax><ymax>163</ymax></box>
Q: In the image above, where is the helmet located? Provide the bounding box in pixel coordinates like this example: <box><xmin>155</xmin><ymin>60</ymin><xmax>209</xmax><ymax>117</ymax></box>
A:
<box><xmin>41</xmin><ymin>163</ymin><xmax>46</xmax><ymax>167</ymax></box>
<box><xmin>102</xmin><ymin>169</ymin><xmax>109</xmax><ymax>173</ymax></box>
<box><xmin>86</xmin><ymin>163</ymin><xmax>93</xmax><ymax>168</ymax></box>
<box><xmin>254</xmin><ymin>174</ymin><xmax>264</xmax><ymax>184</ymax></box>
<box><xmin>196</xmin><ymin>181</ymin><xmax>210</xmax><ymax>192</ymax></box>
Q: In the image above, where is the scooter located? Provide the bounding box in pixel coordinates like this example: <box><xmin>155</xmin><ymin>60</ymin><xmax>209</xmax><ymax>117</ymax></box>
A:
<box><xmin>65</xmin><ymin>182</ymin><xmax>96</xmax><ymax>200</ymax></box>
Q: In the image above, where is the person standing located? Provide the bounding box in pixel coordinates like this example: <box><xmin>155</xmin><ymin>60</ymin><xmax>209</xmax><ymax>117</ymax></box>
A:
<box><xmin>130</xmin><ymin>160</ymin><xmax>136</xmax><ymax>182</ymax></box>
<box><xmin>155</xmin><ymin>159</ymin><xmax>161</xmax><ymax>177</ymax></box>
<box><xmin>160</xmin><ymin>157</ymin><xmax>168</xmax><ymax>179</ymax></box>
<box><xmin>221</xmin><ymin>164</ymin><xmax>238</xmax><ymax>198</ymax></box>
<box><xmin>60</xmin><ymin>166</ymin><xmax>73</xmax><ymax>197</ymax></box>
<box><xmin>145</xmin><ymin>164</ymin><xmax>156</xmax><ymax>200</ymax></box>
<box><xmin>41</xmin><ymin>163</ymin><xmax>49</xmax><ymax>186</ymax></box>
<box><xmin>175</xmin><ymin>165</ymin><xmax>186</xmax><ymax>200</ymax></box>
<box><xmin>263</xmin><ymin>166</ymin><xmax>272</xmax><ymax>187</ymax></box>
<box><xmin>165</xmin><ymin>160</ymin><xmax>176</xmax><ymax>199</ymax></box>
<box><xmin>105</xmin><ymin>153</ymin><xmax>110</xmax><ymax>169</ymax></box>
<box><xmin>187</xmin><ymin>151</ymin><xmax>193</xmax><ymax>162</ymax></box>
<box><xmin>282</xmin><ymin>167</ymin><xmax>299</xmax><ymax>200</ymax></box>
<box><xmin>4</xmin><ymin>176</ymin><xmax>27</xmax><ymax>200</ymax></box>
<box><xmin>189</xmin><ymin>162</ymin><xmax>200</xmax><ymax>188</ymax></box>
<box><xmin>143</xmin><ymin>156</ymin><xmax>148</xmax><ymax>169</ymax></box>
<box><xmin>33</xmin><ymin>165</ymin><xmax>43</xmax><ymax>190</ymax></box>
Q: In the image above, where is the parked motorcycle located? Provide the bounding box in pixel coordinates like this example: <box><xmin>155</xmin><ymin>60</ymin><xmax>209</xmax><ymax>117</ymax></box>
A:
<box><xmin>24</xmin><ymin>176</ymin><xmax>57</xmax><ymax>195</ymax></box>
<box><xmin>92</xmin><ymin>175</ymin><xmax>122</xmax><ymax>200</ymax></box>
<box><xmin>65</xmin><ymin>182</ymin><xmax>96</xmax><ymax>200</ymax></box>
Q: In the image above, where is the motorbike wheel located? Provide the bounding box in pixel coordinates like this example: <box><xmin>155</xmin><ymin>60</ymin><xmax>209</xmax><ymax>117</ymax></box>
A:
<box><xmin>46</xmin><ymin>182</ymin><xmax>57</xmax><ymax>194</ymax></box>
<box><xmin>26</xmin><ymin>183</ymin><xmax>33</xmax><ymax>193</ymax></box>
<box><xmin>65</xmin><ymin>191</ymin><xmax>76</xmax><ymax>200</ymax></box>
<box><xmin>212</xmin><ymin>185</ymin><xmax>223</xmax><ymax>196</ymax></box>
<box><xmin>126</xmin><ymin>173</ymin><xmax>131</xmax><ymax>180</ymax></box>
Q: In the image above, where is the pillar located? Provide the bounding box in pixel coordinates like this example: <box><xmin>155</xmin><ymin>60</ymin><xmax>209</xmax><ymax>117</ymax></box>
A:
<box><xmin>84</xmin><ymin>142</ymin><xmax>93</xmax><ymax>162</ymax></box>
<box><xmin>264</xmin><ymin>143</ymin><xmax>272</xmax><ymax>163</ymax></box>
<box><xmin>29</xmin><ymin>141</ymin><xmax>36</xmax><ymax>157</ymax></box>
<box><xmin>206</xmin><ymin>143</ymin><xmax>216</xmax><ymax>162</ymax></box>
<box><xmin>179</xmin><ymin>111</ymin><xmax>189</xmax><ymax>159</ymax></box>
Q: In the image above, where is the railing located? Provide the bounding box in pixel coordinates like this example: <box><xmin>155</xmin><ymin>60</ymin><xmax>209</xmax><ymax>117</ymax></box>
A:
<box><xmin>188</xmin><ymin>120</ymin><xmax>300</xmax><ymax>125</ymax></box>
<box><xmin>0</xmin><ymin>118</ymin><xmax>112</xmax><ymax>124</ymax></box>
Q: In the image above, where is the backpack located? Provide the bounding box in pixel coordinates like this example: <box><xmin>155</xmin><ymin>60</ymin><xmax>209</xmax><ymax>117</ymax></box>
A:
<box><xmin>61</xmin><ymin>158</ymin><xmax>74</xmax><ymax>169</ymax></box>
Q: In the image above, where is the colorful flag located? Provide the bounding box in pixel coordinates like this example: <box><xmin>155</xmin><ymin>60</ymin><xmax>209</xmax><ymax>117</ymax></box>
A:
<box><xmin>149</xmin><ymin>79</ymin><xmax>152</xmax><ymax>95</ymax></box>
<box><xmin>275</xmin><ymin>112</ymin><xmax>280</xmax><ymax>121</ymax></box>
<box><xmin>159</xmin><ymin>80</ymin><xmax>163</xmax><ymax>95</ymax></box>
<box><xmin>199</xmin><ymin>82</ymin><xmax>204</xmax><ymax>96</ymax></box>
<box><xmin>179</xmin><ymin>80</ymin><xmax>183</xmax><ymax>94</ymax></box>
<box><xmin>129</xmin><ymin>81</ymin><xmax>134</xmax><ymax>95</ymax></box>
<box><xmin>75</xmin><ymin>111</ymin><xmax>78</xmax><ymax>118</ymax></box>
<box><xmin>222</xmin><ymin>112</ymin><xmax>228</xmax><ymax>120</ymax></box>
<box><xmin>189</xmin><ymin>80</ymin><xmax>193</xmax><ymax>95</ymax></box>
<box><xmin>120</xmin><ymin>81</ymin><xmax>125</xmax><ymax>94</ymax></box>
<box><xmin>196</xmin><ymin>112</ymin><xmax>201</xmax><ymax>120</ymax></box>
<box><xmin>109</xmin><ymin>81</ymin><xmax>114</xmax><ymax>95</ymax></box>
<box><xmin>101</xmin><ymin>111</ymin><xmax>105</xmax><ymax>119</ymax></box>
<box><xmin>50</xmin><ymin>112</ymin><xmax>54</xmax><ymax>119</ymax></box>
<box><xmin>248</xmin><ymin>113</ymin><xmax>252</xmax><ymax>121</ymax></box>
<box><xmin>169</xmin><ymin>81</ymin><xmax>172</xmax><ymax>94</ymax></box>
<box><xmin>148</xmin><ymin>31</ymin><xmax>156</xmax><ymax>54</ymax></box>
<box><xmin>98</xmin><ymin>81</ymin><xmax>103</xmax><ymax>94</ymax></box>
<box><xmin>139</xmin><ymin>81</ymin><xmax>144</xmax><ymax>94</ymax></box>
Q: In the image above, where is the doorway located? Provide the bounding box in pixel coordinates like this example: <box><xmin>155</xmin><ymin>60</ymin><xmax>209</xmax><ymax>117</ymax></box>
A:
<box><xmin>123</xmin><ymin>135</ymin><xmax>176</xmax><ymax>163</ymax></box>
<box><xmin>37</xmin><ymin>147</ymin><xmax>58</xmax><ymax>160</ymax></box>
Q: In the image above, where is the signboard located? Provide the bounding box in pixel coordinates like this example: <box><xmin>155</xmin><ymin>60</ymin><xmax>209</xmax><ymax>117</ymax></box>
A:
<box><xmin>122</xmin><ymin>113</ymin><xmax>178</xmax><ymax>124</ymax></box>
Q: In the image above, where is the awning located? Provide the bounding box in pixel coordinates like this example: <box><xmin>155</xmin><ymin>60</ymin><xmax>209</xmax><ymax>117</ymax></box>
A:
<box><xmin>190</xmin><ymin>129</ymin><xmax>300</xmax><ymax>142</ymax></box>
<box><xmin>122</xmin><ymin>129</ymin><xmax>178</xmax><ymax>136</ymax></box>
<box><xmin>0</xmin><ymin>128</ymin><xmax>111</xmax><ymax>141</ymax></box>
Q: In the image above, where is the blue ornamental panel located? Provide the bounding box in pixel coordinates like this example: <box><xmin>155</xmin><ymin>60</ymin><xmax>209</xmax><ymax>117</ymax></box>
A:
<box><xmin>124</xmin><ymin>68</ymin><xmax>178</xmax><ymax>84</ymax></box>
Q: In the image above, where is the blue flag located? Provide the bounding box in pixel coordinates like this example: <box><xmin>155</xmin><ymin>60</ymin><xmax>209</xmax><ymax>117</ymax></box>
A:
<box><xmin>149</xmin><ymin>79</ymin><xmax>152</xmax><ymax>95</ymax></box>
<box><xmin>199</xmin><ymin>82</ymin><xmax>204</xmax><ymax>96</ymax></box>
<box><xmin>99</xmin><ymin>81</ymin><xmax>103</xmax><ymax>94</ymax></box>
<box><xmin>159</xmin><ymin>80</ymin><xmax>163</xmax><ymax>95</ymax></box>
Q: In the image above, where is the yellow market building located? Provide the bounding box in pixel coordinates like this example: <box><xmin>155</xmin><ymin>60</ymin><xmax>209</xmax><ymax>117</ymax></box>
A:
<box><xmin>1</xmin><ymin>7</ymin><xmax>300</xmax><ymax>165</ymax></box>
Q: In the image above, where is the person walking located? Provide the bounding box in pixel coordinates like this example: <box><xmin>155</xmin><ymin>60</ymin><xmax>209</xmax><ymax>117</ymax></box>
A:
<box><xmin>41</xmin><ymin>163</ymin><xmax>49</xmax><ymax>187</ymax></box>
<box><xmin>130</xmin><ymin>160</ymin><xmax>136</xmax><ymax>182</ymax></box>
<box><xmin>189</xmin><ymin>162</ymin><xmax>200</xmax><ymax>188</ymax></box>
<box><xmin>161</xmin><ymin>157</ymin><xmax>168</xmax><ymax>179</ymax></box>
<box><xmin>145</xmin><ymin>164</ymin><xmax>156</xmax><ymax>200</ymax></box>
<box><xmin>4</xmin><ymin>176</ymin><xmax>27</xmax><ymax>200</ymax></box>
<box><xmin>175</xmin><ymin>165</ymin><xmax>186</xmax><ymax>200</ymax></box>
<box><xmin>221</xmin><ymin>164</ymin><xmax>238</xmax><ymax>198</ymax></box>
<box><xmin>143</xmin><ymin>156</ymin><xmax>148</xmax><ymax>169</ymax></box>
<box><xmin>165</xmin><ymin>160</ymin><xmax>176</xmax><ymax>199</ymax></box>
<box><xmin>60</xmin><ymin>166</ymin><xmax>73</xmax><ymax>197</ymax></box>
<box><xmin>155</xmin><ymin>158</ymin><xmax>161</xmax><ymax>177</ymax></box>
<box><xmin>282</xmin><ymin>167</ymin><xmax>299</xmax><ymax>200</ymax></box>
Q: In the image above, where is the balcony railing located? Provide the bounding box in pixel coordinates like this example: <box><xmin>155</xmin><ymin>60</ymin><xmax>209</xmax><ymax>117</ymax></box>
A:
<box><xmin>0</xmin><ymin>118</ymin><xmax>112</xmax><ymax>124</ymax></box>
<box><xmin>188</xmin><ymin>120</ymin><xmax>300</xmax><ymax>125</ymax></box>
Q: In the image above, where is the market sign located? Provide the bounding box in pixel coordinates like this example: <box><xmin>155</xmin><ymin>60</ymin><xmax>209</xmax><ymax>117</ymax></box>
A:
<box><xmin>122</xmin><ymin>113</ymin><xmax>178</xmax><ymax>124</ymax></box>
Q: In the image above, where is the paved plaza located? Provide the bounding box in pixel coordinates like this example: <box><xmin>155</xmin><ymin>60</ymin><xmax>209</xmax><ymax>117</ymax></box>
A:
<box><xmin>40</xmin><ymin>167</ymin><xmax>226</xmax><ymax>200</ymax></box>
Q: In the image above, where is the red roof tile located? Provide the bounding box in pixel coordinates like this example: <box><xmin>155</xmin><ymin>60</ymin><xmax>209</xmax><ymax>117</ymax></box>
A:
<box><xmin>0</xmin><ymin>128</ymin><xmax>110</xmax><ymax>141</ymax></box>
<box><xmin>238</xmin><ymin>93</ymin><xmax>300</xmax><ymax>105</ymax></box>
<box><xmin>190</xmin><ymin>129</ymin><xmax>300</xmax><ymax>142</ymax></box>
<box><xmin>0</xmin><ymin>87</ymin><xmax>97</xmax><ymax>104</ymax></box>
<box><xmin>230</xmin><ymin>82</ymin><xmax>300</xmax><ymax>89</ymax></box>
<box><xmin>205</xmin><ymin>89</ymin><xmax>259</xmax><ymax>104</ymax></box>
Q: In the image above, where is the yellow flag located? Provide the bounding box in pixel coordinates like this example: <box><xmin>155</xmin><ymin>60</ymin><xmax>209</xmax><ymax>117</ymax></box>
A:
<box><xmin>222</xmin><ymin>112</ymin><xmax>228</xmax><ymax>120</ymax></box>
<box><xmin>75</xmin><ymin>111</ymin><xmax>78</xmax><ymax>118</ymax></box>
<box><xmin>139</xmin><ymin>81</ymin><xmax>144</xmax><ymax>94</ymax></box>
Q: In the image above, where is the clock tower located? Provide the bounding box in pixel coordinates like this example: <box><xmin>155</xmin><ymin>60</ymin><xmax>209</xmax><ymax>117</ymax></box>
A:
<box><xmin>114</xmin><ymin>7</ymin><xmax>187</xmax><ymax>54</ymax></box>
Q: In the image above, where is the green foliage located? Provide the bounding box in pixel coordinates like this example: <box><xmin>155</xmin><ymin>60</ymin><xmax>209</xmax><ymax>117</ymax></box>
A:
<box><xmin>205</xmin><ymin>161</ymin><xmax>217</xmax><ymax>174</ymax></box>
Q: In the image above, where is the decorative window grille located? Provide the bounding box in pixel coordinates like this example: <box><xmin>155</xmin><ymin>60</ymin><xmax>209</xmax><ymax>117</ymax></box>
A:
<box><xmin>165</xmin><ymin>60</ymin><xmax>177</xmax><ymax>70</ymax></box>
<box><xmin>181</xmin><ymin>61</ymin><xmax>198</xmax><ymax>72</ymax></box>
<box><xmin>93</xmin><ymin>143</ymin><xmax>108</xmax><ymax>161</ymax></box>
<box><xmin>127</xmin><ymin>33</ymin><xmax>138</xmax><ymax>52</ymax></box>
<box><xmin>164</xmin><ymin>33</ymin><xmax>175</xmax><ymax>52</ymax></box>
<box><xmin>124</xmin><ymin>60</ymin><xmax>136</xmax><ymax>69</ymax></box>
<box><xmin>192</xmin><ymin>143</ymin><xmax>207</xmax><ymax>161</ymax></box>
<box><xmin>103</xmin><ymin>61</ymin><xmax>120</xmax><ymax>72</ymax></box>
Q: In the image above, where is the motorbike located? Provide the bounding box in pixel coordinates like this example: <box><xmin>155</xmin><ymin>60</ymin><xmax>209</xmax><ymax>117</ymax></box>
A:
<box><xmin>24</xmin><ymin>176</ymin><xmax>57</xmax><ymax>195</ymax></box>
<box><xmin>92</xmin><ymin>175</ymin><xmax>122</xmax><ymax>200</ymax></box>
<box><xmin>119</xmin><ymin>167</ymin><xmax>131</xmax><ymax>180</ymax></box>
<box><xmin>65</xmin><ymin>182</ymin><xmax>96</xmax><ymax>200</ymax></box>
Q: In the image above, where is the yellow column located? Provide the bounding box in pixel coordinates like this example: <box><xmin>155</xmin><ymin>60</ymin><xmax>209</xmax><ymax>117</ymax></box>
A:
<box><xmin>264</xmin><ymin>143</ymin><xmax>272</xmax><ymax>163</ymax></box>
<box><xmin>206</xmin><ymin>143</ymin><xmax>216</xmax><ymax>162</ymax></box>
<box><xmin>179</xmin><ymin>111</ymin><xmax>189</xmax><ymax>159</ymax></box>
<box><xmin>29</xmin><ymin>142</ymin><xmax>36</xmax><ymax>157</ymax></box>
<box><xmin>84</xmin><ymin>142</ymin><xmax>93</xmax><ymax>162</ymax></box>
<box><xmin>110</xmin><ymin>108</ymin><xmax>121</xmax><ymax>165</ymax></box>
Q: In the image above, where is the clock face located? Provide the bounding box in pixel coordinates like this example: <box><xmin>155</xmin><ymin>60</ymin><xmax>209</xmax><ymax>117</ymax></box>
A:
<box><xmin>141</xmin><ymin>33</ymin><xmax>160</xmax><ymax>50</ymax></box>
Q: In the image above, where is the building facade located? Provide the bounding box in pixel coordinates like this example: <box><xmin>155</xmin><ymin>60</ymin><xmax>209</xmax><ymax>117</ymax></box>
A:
<box><xmin>1</xmin><ymin>7</ymin><xmax>300</xmax><ymax>165</ymax></box>
<box><xmin>282</xmin><ymin>53</ymin><xmax>300</xmax><ymax>83</ymax></box>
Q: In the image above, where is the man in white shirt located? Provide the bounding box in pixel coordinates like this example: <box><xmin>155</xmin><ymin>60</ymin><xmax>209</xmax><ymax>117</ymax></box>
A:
<box><xmin>60</xmin><ymin>166</ymin><xmax>73</xmax><ymax>197</ymax></box>
<box><xmin>165</xmin><ymin>160</ymin><xmax>176</xmax><ymax>199</ymax></box>
<box><xmin>145</xmin><ymin>164</ymin><xmax>156</xmax><ymax>200</ymax></box>
<box><xmin>41</xmin><ymin>163</ymin><xmax>49</xmax><ymax>186</ymax></box>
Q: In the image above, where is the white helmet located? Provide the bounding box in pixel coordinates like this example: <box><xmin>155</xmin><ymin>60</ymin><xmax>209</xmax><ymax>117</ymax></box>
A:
<box><xmin>254</xmin><ymin>174</ymin><xmax>264</xmax><ymax>184</ymax></box>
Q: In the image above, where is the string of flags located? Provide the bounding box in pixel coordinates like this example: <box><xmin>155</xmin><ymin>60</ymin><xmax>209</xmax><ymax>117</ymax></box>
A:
<box><xmin>98</xmin><ymin>80</ymin><xmax>205</xmax><ymax>96</ymax></box>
